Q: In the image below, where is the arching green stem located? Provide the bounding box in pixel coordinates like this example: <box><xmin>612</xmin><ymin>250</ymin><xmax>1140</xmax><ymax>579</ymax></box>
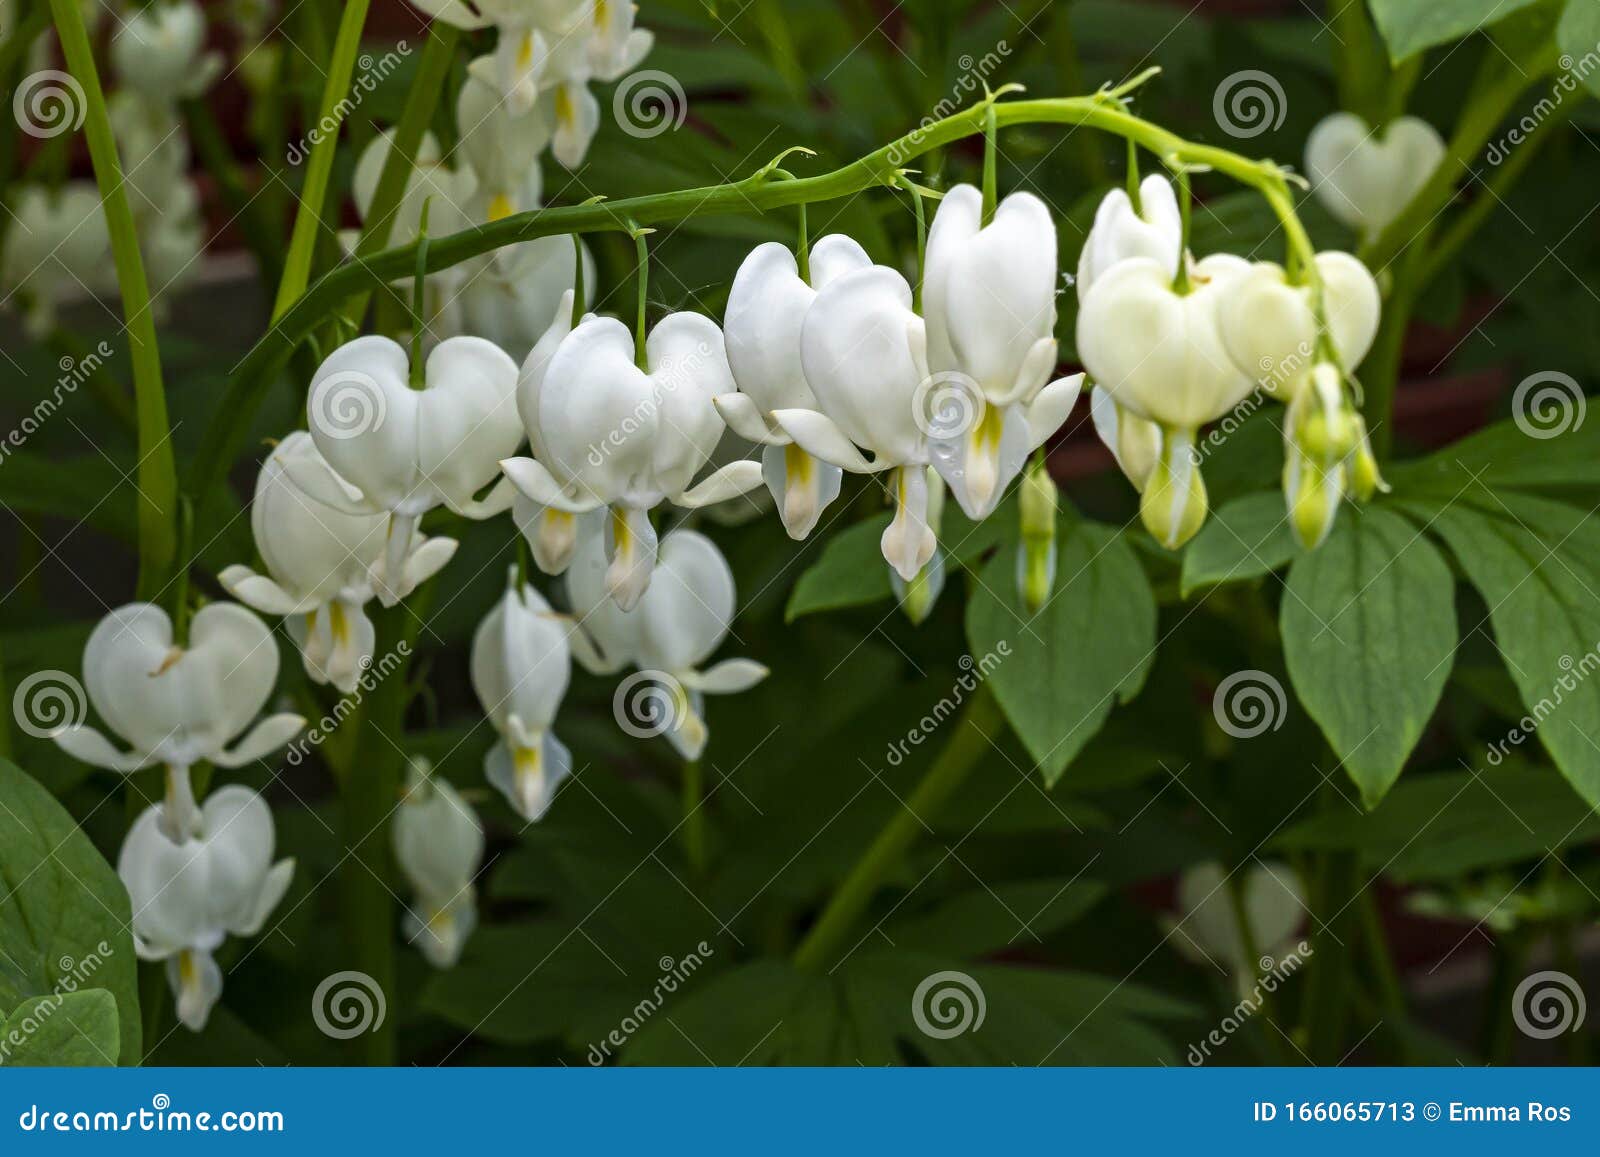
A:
<box><xmin>49</xmin><ymin>0</ymin><xmax>178</xmax><ymax>600</ymax></box>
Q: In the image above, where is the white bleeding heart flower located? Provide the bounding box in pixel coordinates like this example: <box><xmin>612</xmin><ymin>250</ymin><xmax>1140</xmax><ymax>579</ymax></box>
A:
<box><xmin>220</xmin><ymin>432</ymin><xmax>457</xmax><ymax>692</ymax></box>
<box><xmin>716</xmin><ymin>235</ymin><xmax>872</xmax><ymax>538</ymax></box>
<box><xmin>775</xmin><ymin>264</ymin><xmax>934</xmax><ymax>581</ymax></box>
<box><xmin>922</xmin><ymin>184</ymin><xmax>1081</xmax><ymax>520</ymax></box>
<box><xmin>293</xmin><ymin>335</ymin><xmax>522</xmax><ymax>601</ymax></box>
<box><xmin>119</xmin><ymin>785</ymin><xmax>293</xmax><ymax>1031</ymax></box>
<box><xmin>1305</xmin><ymin>112</ymin><xmax>1446</xmax><ymax>238</ymax></box>
<box><xmin>569</xmin><ymin>527</ymin><xmax>765</xmax><ymax>760</ymax></box>
<box><xmin>1076</xmin><ymin>175</ymin><xmax>1183</xmax><ymax>299</ymax></box>
<box><xmin>889</xmin><ymin>468</ymin><xmax>947</xmax><ymax>626</ymax></box>
<box><xmin>110</xmin><ymin>0</ymin><xmax>222</xmax><ymax>103</ymax></box>
<box><xmin>470</xmin><ymin>572</ymin><xmax>574</xmax><ymax>822</ymax></box>
<box><xmin>588</xmin><ymin>0</ymin><xmax>653</xmax><ymax>81</ymax></box>
<box><xmin>457</xmin><ymin>69</ymin><xmax>549</xmax><ymax>220</ymax></box>
<box><xmin>1170</xmin><ymin>860</ymin><xmax>1305</xmax><ymax>992</ymax></box>
<box><xmin>0</xmin><ymin>183</ymin><xmax>111</xmax><ymax>336</ymax></box>
<box><xmin>500</xmin><ymin>306</ymin><xmax>761</xmax><ymax>608</ymax></box>
<box><xmin>394</xmin><ymin>759</ymin><xmax>484</xmax><ymax>968</ymax></box>
<box><xmin>561</xmin><ymin>512</ymin><xmax>639</xmax><ymax>676</ymax></box>
<box><xmin>1216</xmin><ymin>252</ymin><xmax>1381</xmax><ymax>399</ymax></box>
<box><xmin>458</xmin><ymin>236</ymin><xmax>593</xmax><ymax>363</ymax></box>
<box><xmin>54</xmin><ymin>603</ymin><xmax>304</xmax><ymax>841</ymax></box>
<box><xmin>350</xmin><ymin>129</ymin><xmax>477</xmax><ymax>247</ymax></box>
<box><xmin>1076</xmin><ymin>253</ymin><xmax>1254</xmax><ymax>431</ymax></box>
<box><xmin>109</xmin><ymin>91</ymin><xmax>192</xmax><ymax>222</ymax></box>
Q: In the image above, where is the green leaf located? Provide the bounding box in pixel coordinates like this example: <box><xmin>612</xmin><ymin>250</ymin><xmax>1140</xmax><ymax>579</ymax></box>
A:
<box><xmin>0</xmin><ymin>761</ymin><xmax>140</xmax><ymax>1063</ymax></box>
<box><xmin>1275</xmin><ymin>761</ymin><xmax>1600</xmax><ymax>881</ymax></box>
<box><xmin>785</xmin><ymin>514</ymin><xmax>893</xmax><ymax>621</ymax></box>
<box><xmin>1368</xmin><ymin>0</ymin><xmax>1545</xmax><ymax>60</ymax></box>
<box><xmin>881</xmin><ymin>879</ymin><xmax>1106</xmax><ymax>957</ymax></box>
<box><xmin>621</xmin><ymin>960</ymin><xmax>823</xmax><ymax>1065</ymax></box>
<box><xmin>966</xmin><ymin>521</ymin><xmax>1157</xmax><ymax>785</ymax></box>
<box><xmin>1406</xmin><ymin>492</ymin><xmax>1600</xmax><ymax>809</ymax></box>
<box><xmin>1281</xmin><ymin>507</ymin><xmax>1457</xmax><ymax>807</ymax></box>
<box><xmin>1180</xmin><ymin>492</ymin><xmax>1301</xmax><ymax>596</ymax></box>
<box><xmin>1559</xmin><ymin>1</ymin><xmax>1600</xmax><ymax>98</ymax></box>
<box><xmin>0</xmin><ymin>988</ymin><xmax>119</xmax><ymax>1066</ymax></box>
<box><xmin>1389</xmin><ymin>411</ymin><xmax>1600</xmax><ymax>496</ymax></box>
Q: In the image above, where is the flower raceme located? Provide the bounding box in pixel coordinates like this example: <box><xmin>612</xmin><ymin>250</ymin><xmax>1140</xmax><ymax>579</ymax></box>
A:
<box><xmin>566</xmin><ymin>525</ymin><xmax>767</xmax><ymax>760</ymax></box>
<box><xmin>54</xmin><ymin>603</ymin><xmax>305</xmax><ymax>842</ymax></box>
<box><xmin>220</xmin><ymin>433</ymin><xmax>458</xmax><ymax>692</ymax></box>
<box><xmin>394</xmin><ymin>760</ymin><xmax>485</xmax><ymax>968</ymax></box>
<box><xmin>470</xmin><ymin>572</ymin><xmax>575</xmax><ymax>822</ymax></box>
<box><xmin>293</xmin><ymin>335</ymin><xmax>523</xmax><ymax>597</ymax></box>
<box><xmin>500</xmin><ymin>299</ymin><xmax>762</xmax><ymax>608</ymax></box>
<box><xmin>119</xmin><ymin>786</ymin><xmax>294</xmax><ymax>1031</ymax></box>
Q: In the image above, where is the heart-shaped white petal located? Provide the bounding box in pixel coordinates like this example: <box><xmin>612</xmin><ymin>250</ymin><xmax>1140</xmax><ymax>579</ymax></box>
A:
<box><xmin>1305</xmin><ymin>112</ymin><xmax>1445</xmax><ymax>237</ymax></box>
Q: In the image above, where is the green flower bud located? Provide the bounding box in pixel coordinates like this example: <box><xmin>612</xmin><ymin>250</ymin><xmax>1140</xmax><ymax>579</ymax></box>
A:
<box><xmin>1016</xmin><ymin>457</ymin><xmax>1059</xmax><ymax>612</ymax></box>
<box><xmin>1140</xmin><ymin>428</ymin><xmax>1208</xmax><ymax>550</ymax></box>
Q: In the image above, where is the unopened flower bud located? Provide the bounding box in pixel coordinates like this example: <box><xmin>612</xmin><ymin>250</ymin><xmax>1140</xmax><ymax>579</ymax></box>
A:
<box><xmin>1347</xmin><ymin>415</ymin><xmax>1388</xmax><ymax>502</ymax></box>
<box><xmin>1016</xmin><ymin>457</ymin><xmax>1058</xmax><ymax>612</ymax></box>
<box><xmin>1285</xmin><ymin>451</ymin><xmax>1344</xmax><ymax>549</ymax></box>
<box><xmin>1140</xmin><ymin>429</ymin><xmax>1208</xmax><ymax>550</ymax></box>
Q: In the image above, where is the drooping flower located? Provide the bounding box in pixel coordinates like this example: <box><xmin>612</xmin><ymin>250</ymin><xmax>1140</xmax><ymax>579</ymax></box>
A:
<box><xmin>393</xmin><ymin>759</ymin><xmax>484</xmax><ymax>968</ymax></box>
<box><xmin>291</xmin><ymin>335</ymin><xmax>522</xmax><ymax>599</ymax></box>
<box><xmin>456</xmin><ymin>69</ymin><xmax>549</xmax><ymax>220</ymax></box>
<box><xmin>922</xmin><ymin>184</ymin><xmax>1082</xmax><ymax>519</ymax></box>
<box><xmin>500</xmin><ymin>307</ymin><xmax>761</xmax><ymax>608</ymax></box>
<box><xmin>1076</xmin><ymin>175</ymin><xmax>1183</xmax><ymax>298</ymax></box>
<box><xmin>54</xmin><ymin>604</ymin><xmax>304</xmax><ymax>841</ymax></box>
<box><xmin>1088</xmin><ymin>384</ymin><xmax>1161</xmax><ymax>493</ymax></box>
<box><xmin>1169</xmin><ymin>860</ymin><xmax>1306</xmax><ymax>994</ymax></box>
<box><xmin>1076</xmin><ymin>253</ymin><xmax>1253</xmax><ymax>548</ymax></box>
<box><xmin>1282</xmin><ymin>362</ymin><xmax>1383</xmax><ymax>549</ymax></box>
<box><xmin>716</xmin><ymin>235</ymin><xmax>872</xmax><ymax>538</ymax></box>
<box><xmin>470</xmin><ymin>571</ymin><xmax>574</xmax><ymax>822</ymax></box>
<box><xmin>220</xmin><ymin>432</ymin><xmax>457</xmax><ymax>691</ymax></box>
<box><xmin>0</xmin><ymin>183</ymin><xmax>111</xmax><ymax>336</ymax></box>
<box><xmin>1215</xmin><ymin>252</ymin><xmax>1381</xmax><ymax>399</ymax></box>
<box><xmin>1304</xmin><ymin>112</ymin><xmax>1446</xmax><ymax>239</ymax></box>
<box><xmin>109</xmin><ymin>0</ymin><xmax>222</xmax><ymax>104</ymax></box>
<box><xmin>118</xmin><ymin>785</ymin><xmax>294</xmax><ymax>1030</ymax></box>
<box><xmin>567</xmin><ymin>526</ymin><xmax>766</xmax><ymax>760</ymax></box>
